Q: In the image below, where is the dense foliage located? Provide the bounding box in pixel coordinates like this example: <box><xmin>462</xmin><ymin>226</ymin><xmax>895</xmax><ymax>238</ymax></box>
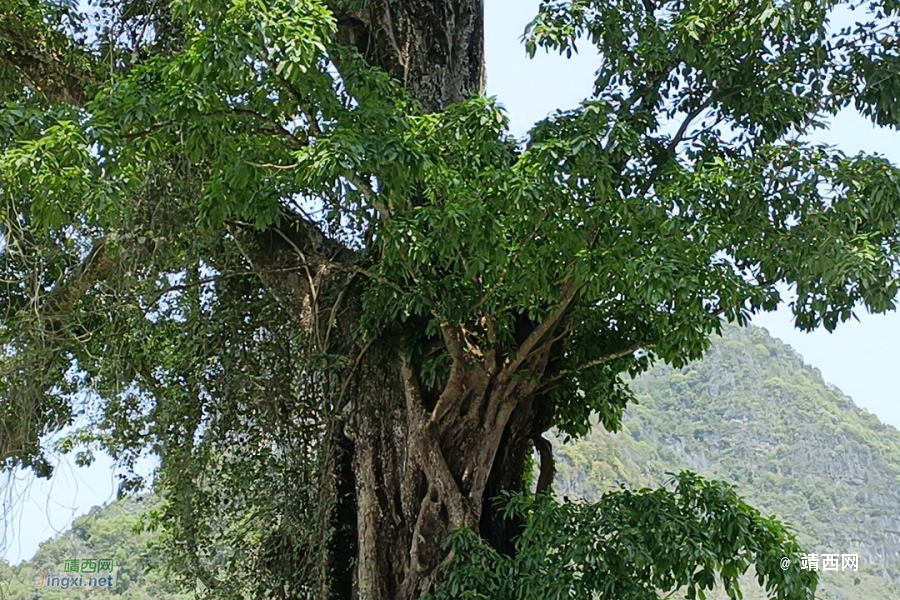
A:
<box><xmin>3</xmin><ymin>0</ymin><xmax>900</xmax><ymax>598</ymax></box>
<box><xmin>435</xmin><ymin>473</ymin><xmax>814</xmax><ymax>600</ymax></box>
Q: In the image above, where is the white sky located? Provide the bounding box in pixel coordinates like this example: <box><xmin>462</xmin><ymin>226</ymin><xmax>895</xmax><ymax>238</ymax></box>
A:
<box><xmin>3</xmin><ymin>0</ymin><xmax>899</xmax><ymax>566</ymax></box>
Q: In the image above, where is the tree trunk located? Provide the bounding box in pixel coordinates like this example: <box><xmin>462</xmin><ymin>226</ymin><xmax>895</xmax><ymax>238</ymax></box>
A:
<box><xmin>338</xmin><ymin>335</ymin><xmax>550</xmax><ymax>600</ymax></box>
<box><xmin>321</xmin><ymin>3</ymin><xmax>556</xmax><ymax>599</ymax></box>
<box><xmin>334</xmin><ymin>0</ymin><xmax>485</xmax><ymax>114</ymax></box>
<box><xmin>346</xmin><ymin>342</ymin><xmax>412</xmax><ymax>600</ymax></box>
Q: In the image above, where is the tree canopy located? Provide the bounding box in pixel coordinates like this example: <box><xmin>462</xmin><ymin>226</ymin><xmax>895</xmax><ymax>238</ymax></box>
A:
<box><xmin>2</xmin><ymin>0</ymin><xmax>899</xmax><ymax>599</ymax></box>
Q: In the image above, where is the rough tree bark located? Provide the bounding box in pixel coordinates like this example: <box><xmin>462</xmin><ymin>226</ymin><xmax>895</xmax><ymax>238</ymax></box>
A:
<box><xmin>337</xmin><ymin>330</ymin><xmax>559</xmax><ymax>600</ymax></box>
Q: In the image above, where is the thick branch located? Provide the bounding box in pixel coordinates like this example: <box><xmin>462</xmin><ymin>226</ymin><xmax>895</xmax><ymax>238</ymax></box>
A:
<box><xmin>122</xmin><ymin>109</ymin><xmax>309</xmax><ymax>147</ymax></box>
<box><xmin>43</xmin><ymin>238</ymin><xmax>118</xmax><ymax>324</ymax></box>
<box><xmin>634</xmin><ymin>95</ymin><xmax>718</xmax><ymax>200</ymax></box>
<box><xmin>0</xmin><ymin>7</ymin><xmax>98</xmax><ymax>106</ymax></box>
<box><xmin>430</xmin><ymin>324</ymin><xmax>466</xmax><ymax>423</ymax></box>
<box><xmin>0</xmin><ymin>38</ymin><xmax>91</xmax><ymax>105</ymax></box>
<box><xmin>399</xmin><ymin>352</ymin><xmax>471</xmax><ymax>529</ymax></box>
<box><xmin>538</xmin><ymin>341</ymin><xmax>650</xmax><ymax>392</ymax></box>
<box><xmin>226</xmin><ymin>217</ymin><xmax>351</xmax><ymax>313</ymax></box>
<box><xmin>229</xmin><ymin>225</ymin><xmax>314</xmax><ymax>311</ymax></box>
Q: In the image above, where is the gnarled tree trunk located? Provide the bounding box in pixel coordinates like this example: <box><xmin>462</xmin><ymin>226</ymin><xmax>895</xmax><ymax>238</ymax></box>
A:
<box><xmin>340</xmin><ymin>334</ymin><xmax>555</xmax><ymax>600</ymax></box>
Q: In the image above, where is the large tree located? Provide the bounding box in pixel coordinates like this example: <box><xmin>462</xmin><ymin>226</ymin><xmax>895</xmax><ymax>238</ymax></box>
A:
<box><xmin>2</xmin><ymin>0</ymin><xmax>900</xmax><ymax>598</ymax></box>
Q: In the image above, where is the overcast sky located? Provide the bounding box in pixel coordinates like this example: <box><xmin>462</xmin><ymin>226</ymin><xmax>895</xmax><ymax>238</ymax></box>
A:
<box><xmin>2</xmin><ymin>0</ymin><xmax>899</xmax><ymax>566</ymax></box>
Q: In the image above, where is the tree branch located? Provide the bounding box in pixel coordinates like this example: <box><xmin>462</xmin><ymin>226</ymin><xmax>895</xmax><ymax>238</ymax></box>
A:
<box><xmin>430</xmin><ymin>324</ymin><xmax>467</xmax><ymax>423</ymax></box>
<box><xmin>400</xmin><ymin>352</ymin><xmax>471</xmax><ymax>529</ymax></box>
<box><xmin>633</xmin><ymin>94</ymin><xmax>718</xmax><ymax>200</ymax></box>
<box><xmin>0</xmin><ymin>21</ymin><xmax>94</xmax><ymax>105</ymax></box>
<box><xmin>472</xmin><ymin>207</ymin><xmax>552</xmax><ymax>314</ymax></box>
<box><xmin>500</xmin><ymin>280</ymin><xmax>579</xmax><ymax>382</ymax></box>
<box><xmin>537</xmin><ymin>340</ymin><xmax>650</xmax><ymax>392</ymax></box>
<box><xmin>122</xmin><ymin>109</ymin><xmax>308</xmax><ymax>147</ymax></box>
<box><xmin>533</xmin><ymin>434</ymin><xmax>555</xmax><ymax>495</ymax></box>
<box><xmin>42</xmin><ymin>238</ymin><xmax>118</xmax><ymax>325</ymax></box>
<box><xmin>228</xmin><ymin>223</ymin><xmax>317</xmax><ymax>312</ymax></box>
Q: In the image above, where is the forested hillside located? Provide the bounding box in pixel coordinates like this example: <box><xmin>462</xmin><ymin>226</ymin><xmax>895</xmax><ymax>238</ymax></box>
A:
<box><xmin>3</xmin><ymin>325</ymin><xmax>899</xmax><ymax>600</ymax></box>
<box><xmin>0</xmin><ymin>496</ymin><xmax>185</xmax><ymax>600</ymax></box>
<box><xmin>555</xmin><ymin>324</ymin><xmax>900</xmax><ymax>600</ymax></box>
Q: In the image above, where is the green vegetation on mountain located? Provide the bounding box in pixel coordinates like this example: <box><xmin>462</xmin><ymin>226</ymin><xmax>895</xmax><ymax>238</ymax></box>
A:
<box><xmin>4</xmin><ymin>325</ymin><xmax>899</xmax><ymax>600</ymax></box>
<box><xmin>0</xmin><ymin>496</ymin><xmax>185</xmax><ymax>600</ymax></box>
<box><xmin>554</xmin><ymin>324</ymin><xmax>900</xmax><ymax>600</ymax></box>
